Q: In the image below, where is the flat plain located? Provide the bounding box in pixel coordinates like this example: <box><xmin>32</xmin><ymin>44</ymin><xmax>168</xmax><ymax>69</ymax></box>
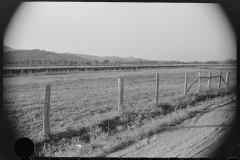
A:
<box><xmin>3</xmin><ymin>67</ymin><xmax>236</xmax><ymax>156</ymax></box>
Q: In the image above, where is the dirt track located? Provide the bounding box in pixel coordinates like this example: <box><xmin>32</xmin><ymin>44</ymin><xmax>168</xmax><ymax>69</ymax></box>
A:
<box><xmin>107</xmin><ymin>100</ymin><xmax>236</xmax><ymax>158</ymax></box>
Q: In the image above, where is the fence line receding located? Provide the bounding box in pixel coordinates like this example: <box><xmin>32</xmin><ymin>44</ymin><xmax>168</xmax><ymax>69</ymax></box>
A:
<box><xmin>41</xmin><ymin>70</ymin><xmax>231</xmax><ymax>139</ymax></box>
<box><xmin>184</xmin><ymin>71</ymin><xmax>230</xmax><ymax>95</ymax></box>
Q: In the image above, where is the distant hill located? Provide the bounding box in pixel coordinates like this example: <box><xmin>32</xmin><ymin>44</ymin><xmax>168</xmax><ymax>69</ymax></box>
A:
<box><xmin>4</xmin><ymin>45</ymin><xmax>16</xmax><ymax>52</ymax></box>
<box><xmin>4</xmin><ymin>49</ymin><xmax>89</xmax><ymax>61</ymax></box>
<box><xmin>225</xmin><ymin>58</ymin><xmax>236</xmax><ymax>62</ymax></box>
<box><xmin>4</xmin><ymin>45</ymin><xmax>147</xmax><ymax>62</ymax></box>
<box><xmin>102</xmin><ymin>56</ymin><xmax>129</xmax><ymax>62</ymax></box>
<box><xmin>225</xmin><ymin>58</ymin><xmax>237</xmax><ymax>64</ymax></box>
<box><xmin>72</xmin><ymin>53</ymin><xmax>146</xmax><ymax>62</ymax></box>
<box><xmin>217</xmin><ymin>58</ymin><xmax>237</xmax><ymax>64</ymax></box>
<box><xmin>4</xmin><ymin>45</ymin><xmax>234</xmax><ymax>65</ymax></box>
<box><xmin>121</xmin><ymin>57</ymin><xmax>145</xmax><ymax>61</ymax></box>
<box><xmin>72</xmin><ymin>53</ymin><xmax>108</xmax><ymax>61</ymax></box>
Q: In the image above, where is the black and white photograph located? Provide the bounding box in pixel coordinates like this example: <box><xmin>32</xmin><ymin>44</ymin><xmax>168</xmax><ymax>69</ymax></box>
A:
<box><xmin>1</xmin><ymin>1</ymin><xmax>239</xmax><ymax>158</ymax></box>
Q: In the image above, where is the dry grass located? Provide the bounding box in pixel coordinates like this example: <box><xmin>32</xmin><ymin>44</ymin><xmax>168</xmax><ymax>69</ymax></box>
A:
<box><xmin>3</xmin><ymin>68</ymin><xmax>236</xmax><ymax>157</ymax></box>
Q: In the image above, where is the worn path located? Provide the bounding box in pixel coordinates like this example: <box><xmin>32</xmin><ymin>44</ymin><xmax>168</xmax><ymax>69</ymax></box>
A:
<box><xmin>107</xmin><ymin>100</ymin><xmax>236</xmax><ymax>158</ymax></box>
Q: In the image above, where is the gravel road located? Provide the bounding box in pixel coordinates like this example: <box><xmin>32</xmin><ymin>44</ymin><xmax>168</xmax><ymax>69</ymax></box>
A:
<box><xmin>107</xmin><ymin>100</ymin><xmax>236</xmax><ymax>158</ymax></box>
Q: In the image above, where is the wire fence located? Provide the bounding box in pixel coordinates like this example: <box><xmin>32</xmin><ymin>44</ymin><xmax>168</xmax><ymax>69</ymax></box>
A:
<box><xmin>41</xmin><ymin>70</ymin><xmax>231</xmax><ymax>141</ymax></box>
<box><xmin>184</xmin><ymin>71</ymin><xmax>230</xmax><ymax>95</ymax></box>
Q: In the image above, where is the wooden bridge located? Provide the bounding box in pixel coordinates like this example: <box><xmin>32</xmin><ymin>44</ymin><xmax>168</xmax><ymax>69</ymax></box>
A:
<box><xmin>3</xmin><ymin>64</ymin><xmax>235</xmax><ymax>75</ymax></box>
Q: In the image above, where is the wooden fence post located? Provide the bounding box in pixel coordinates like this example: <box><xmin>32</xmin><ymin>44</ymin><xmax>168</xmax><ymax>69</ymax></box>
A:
<box><xmin>156</xmin><ymin>73</ymin><xmax>159</xmax><ymax>104</ymax></box>
<box><xmin>184</xmin><ymin>73</ymin><xmax>188</xmax><ymax>95</ymax></box>
<box><xmin>197</xmin><ymin>72</ymin><xmax>201</xmax><ymax>93</ymax></box>
<box><xmin>207</xmin><ymin>72</ymin><xmax>211</xmax><ymax>89</ymax></box>
<box><xmin>227</xmin><ymin>72</ymin><xmax>230</xmax><ymax>86</ymax></box>
<box><xmin>218</xmin><ymin>71</ymin><xmax>222</xmax><ymax>89</ymax></box>
<box><xmin>118</xmin><ymin>78</ymin><xmax>124</xmax><ymax>115</ymax></box>
<box><xmin>43</xmin><ymin>84</ymin><xmax>51</xmax><ymax>139</ymax></box>
<box><xmin>225</xmin><ymin>72</ymin><xmax>229</xmax><ymax>88</ymax></box>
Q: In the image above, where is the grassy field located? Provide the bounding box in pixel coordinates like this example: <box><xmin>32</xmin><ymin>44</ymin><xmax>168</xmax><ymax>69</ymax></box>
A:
<box><xmin>3</xmin><ymin>64</ymin><xmax>236</xmax><ymax>78</ymax></box>
<box><xmin>3</xmin><ymin>68</ymin><xmax>236</xmax><ymax>157</ymax></box>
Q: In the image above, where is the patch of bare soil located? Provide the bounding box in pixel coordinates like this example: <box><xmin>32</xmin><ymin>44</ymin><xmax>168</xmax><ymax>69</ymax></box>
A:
<box><xmin>107</xmin><ymin>100</ymin><xmax>236</xmax><ymax>158</ymax></box>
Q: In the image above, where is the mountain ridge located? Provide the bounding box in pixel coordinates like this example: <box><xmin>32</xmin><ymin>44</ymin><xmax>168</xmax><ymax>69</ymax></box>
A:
<box><xmin>4</xmin><ymin>45</ymin><xmax>16</xmax><ymax>52</ymax></box>
<box><xmin>4</xmin><ymin>45</ymin><xmax>148</xmax><ymax>62</ymax></box>
<box><xmin>4</xmin><ymin>48</ymin><xmax>88</xmax><ymax>62</ymax></box>
<box><xmin>3</xmin><ymin>45</ymin><xmax>236</xmax><ymax>63</ymax></box>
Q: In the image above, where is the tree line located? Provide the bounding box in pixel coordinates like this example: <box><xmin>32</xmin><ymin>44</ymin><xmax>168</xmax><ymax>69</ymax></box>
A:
<box><xmin>3</xmin><ymin>58</ymin><xmax>236</xmax><ymax>67</ymax></box>
<box><xmin>3</xmin><ymin>58</ymin><xmax>112</xmax><ymax>66</ymax></box>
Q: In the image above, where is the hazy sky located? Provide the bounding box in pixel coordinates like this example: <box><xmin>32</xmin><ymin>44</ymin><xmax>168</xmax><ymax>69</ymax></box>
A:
<box><xmin>4</xmin><ymin>2</ymin><xmax>236</xmax><ymax>61</ymax></box>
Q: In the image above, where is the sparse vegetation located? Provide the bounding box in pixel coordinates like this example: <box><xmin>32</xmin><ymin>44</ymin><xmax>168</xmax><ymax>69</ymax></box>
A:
<box><xmin>3</xmin><ymin>68</ymin><xmax>236</xmax><ymax>157</ymax></box>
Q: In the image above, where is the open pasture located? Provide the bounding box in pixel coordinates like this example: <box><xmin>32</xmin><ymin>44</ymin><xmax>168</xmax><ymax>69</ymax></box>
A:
<box><xmin>3</xmin><ymin>68</ymin><xmax>236</xmax><ymax>143</ymax></box>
